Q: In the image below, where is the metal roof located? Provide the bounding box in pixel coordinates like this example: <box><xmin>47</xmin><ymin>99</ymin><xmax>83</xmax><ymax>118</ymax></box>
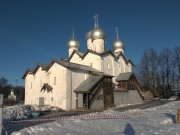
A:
<box><xmin>76</xmin><ymin>51</ymin><xmax>84</xmax><ymax>57</ymax></box>
<box><xmin>115</xmin><ymin>72</ymin><xmax>133</xmax><ymax>82</ymax></box>
<box><xmin>50</xmin><ymin>59</ymin><xmax>101</xmax><ymax>73</ymax></box>
<box><xmin>74</xmin><ymin>75</ymin><xmax>104</xmax><ymax>93</ymax></box>
<box><xmin>22</xmin><ymin>68</ymin><xmax>34</xmax><ymax>79</ymax></box>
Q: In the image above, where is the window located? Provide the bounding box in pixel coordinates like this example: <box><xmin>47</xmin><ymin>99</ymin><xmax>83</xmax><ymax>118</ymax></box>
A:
<box><xmin>54</xmin><ymin>77</ymin><xmax>56</xmax><ymax>85</ymax></box>
<box><xmin>30</xmin><ymin>82</ymin><xmax>32</xmax><ymax>89</ymax></box>
<box><xmin>90</xmin><ymin>63</ymin><xmax>92</xmax><ymax>67</ymax></box>
<box><xmin>107</xmin><ymin>63</ymin><xmax>110</xmax><ymax>70</ymax></box>
<box><xmin>40</xmin><ymin>80</ymin><xmax>42</xmax><ymax>87</ymax></box>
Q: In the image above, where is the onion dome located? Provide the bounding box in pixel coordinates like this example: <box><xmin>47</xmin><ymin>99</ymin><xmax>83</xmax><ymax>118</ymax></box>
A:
<box><xmin>68</xmin><ymin>37</ymin><xmax>80</xmax><ymax>49</ymax></box>
<box><xmin>85</xmin><ymin>30</ymin><xmax>92</xmax><ymax>40</ymax></box>
<box><xmin>113</xmin><ymin>38</ymin><xmax>124</xmax><ymax>50</ymax></box>
<box><xmin>113</xmin><ymin>27</ymin><xmax>124</xmax><ymax>50</ymax></box>
<box><xmin>68</xmin><ymin>28</ymin><xmax>80</xmax><ymax>49</ymax></box>
<box><xmin>91</xmin><ymin>26</ymin><xmax>106</xmax><ymax>41</ymax></box>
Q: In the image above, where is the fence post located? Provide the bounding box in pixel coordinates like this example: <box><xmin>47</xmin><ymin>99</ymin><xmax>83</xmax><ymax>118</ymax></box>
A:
<box><xmin>0</xmin><ymin>94</ymin><xmax>3</xmax><ymax>135</ymax></box>
<box><xmin>176</xmin><ymin>109</ymin><xmax>180</xmax><ymax>124</ymax></box>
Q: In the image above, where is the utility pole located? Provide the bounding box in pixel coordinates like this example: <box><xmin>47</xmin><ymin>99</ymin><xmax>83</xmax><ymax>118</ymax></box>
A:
<box><xmin>15</xmin><ymin>79</ymin><xmax>18</xmax><ymax>87</ymax></box>
<box><xmin>0</xmin><ymin>94</ymin><xmax>4</xmax><ymax>135</ymax></box>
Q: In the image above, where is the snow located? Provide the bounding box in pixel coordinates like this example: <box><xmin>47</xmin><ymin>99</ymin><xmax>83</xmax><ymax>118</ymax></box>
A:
<box><xmin>3</xmin><ymin>105</ymin><xmax>35</xmax><ymax>121</ymax></box>
<box><xmin>3</xmin><ymin>101</ymin><xmax>180</xmax><ymax>135</ymax></box>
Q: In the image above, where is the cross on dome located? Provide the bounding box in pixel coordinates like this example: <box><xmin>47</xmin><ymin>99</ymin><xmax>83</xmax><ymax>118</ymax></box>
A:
<box><xmin>93</xmin><ymin>14</ymin><xmax>99</xmax><ymax>27</ymax></box>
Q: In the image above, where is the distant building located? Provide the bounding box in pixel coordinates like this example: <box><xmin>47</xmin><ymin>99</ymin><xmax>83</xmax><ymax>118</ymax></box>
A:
<box><xmin>22</xmin><ymin>16</ymin><xmax>144</xmax><ymax>110</ymax></box>
<box><xmin>8</xmin><ymin>89</ymin><xmax>16</xmax><ymax>101</ymax></box>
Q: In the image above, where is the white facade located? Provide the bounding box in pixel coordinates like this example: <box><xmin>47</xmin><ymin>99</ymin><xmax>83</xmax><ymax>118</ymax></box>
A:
<box><xmin>23</xmin><ymin>19</ymin><xmax>135</xmax><ymax>110</ymax></box>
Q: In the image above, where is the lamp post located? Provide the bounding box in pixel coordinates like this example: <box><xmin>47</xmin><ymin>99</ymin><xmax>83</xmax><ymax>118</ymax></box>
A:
<box><xmin>0</xmin><ymin>94</ymin><xmax>4</xmax><ymax>135</ymax></box>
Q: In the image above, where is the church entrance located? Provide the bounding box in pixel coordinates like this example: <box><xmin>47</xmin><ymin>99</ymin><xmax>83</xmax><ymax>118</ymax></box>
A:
<box><xmin>104</xmin><ymin>91</ymin><xmax>114</xmax><ymax>107</ymax></box>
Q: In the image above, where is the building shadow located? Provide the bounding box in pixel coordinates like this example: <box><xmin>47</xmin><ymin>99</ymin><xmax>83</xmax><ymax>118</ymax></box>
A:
<box><xmin>123</xmin><ymin>123</ymin><xmax>135</xmax><ymax>135</ymax></box>
<box><xmin>164</xmin><ymin>113</ymin><xmax>176</xmax><ymax>123</ymax></box>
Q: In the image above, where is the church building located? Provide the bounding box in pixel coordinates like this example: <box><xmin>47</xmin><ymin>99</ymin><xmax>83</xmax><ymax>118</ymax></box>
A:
<box><xmin>22</xmin><ymin>15</ymin><xmax>144</xmax><ymax>110</ymax></box>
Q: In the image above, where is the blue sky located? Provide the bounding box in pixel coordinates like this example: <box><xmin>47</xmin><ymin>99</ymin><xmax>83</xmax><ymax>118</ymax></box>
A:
<box><xmin>0</xmin><ymin>0</ymin><xmax>180</xmax><ymax>86</ymax></box>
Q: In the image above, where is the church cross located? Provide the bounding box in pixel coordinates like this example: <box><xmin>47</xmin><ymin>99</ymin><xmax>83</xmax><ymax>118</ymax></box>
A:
<box><xmin>72</xmin><ymin>27</ymin><xmax>75</xmax><ymax>38</ymax></box>
<box><xmin>93</xmin><ymin>14</ymin><xmax>99</xmax><ymax>27</ymax></box>
<box><xmin>116</xmin><ymin>27</ymin><xmax>119</xmax><ymax>39</ymax></box>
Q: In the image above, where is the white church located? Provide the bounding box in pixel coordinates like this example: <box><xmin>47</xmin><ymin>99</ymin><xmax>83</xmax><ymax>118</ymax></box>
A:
<box><xmin>23</xmin><ymin>15</ymin><xmax>145</xmax><ymax>111</ymax></box>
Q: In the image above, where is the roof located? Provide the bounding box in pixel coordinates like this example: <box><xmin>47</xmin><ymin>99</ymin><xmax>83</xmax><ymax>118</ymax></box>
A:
<box><xmin>33</xmin><ymin>63</ymin><xmax>48</xmax><ymax>74</ymax></box>
<box><xmin>115</xmin><ymin>72</ymin><xmax>133</xmax><ymax>82</ymax></box>
<box><xmin>48</xmin><ymin>59</ymin><xmax>101</xmax><ymax>73</ymax></box>
<box><xmin>22</xmin><ymin>68</ymin><xmax>34</xmax><ymax>79</ymax></box>
<box><xmin>22</xmin><ymin>64</ymin><xmax>48</xmax><ymax>79</ymax></box>
<box><xmin>114</xmin><ymin>52</ymin><xmax>135</xmax><ymax>66</ymax></box>
<box><xmin>76</xmin><ymin>51</ymin><xmax>84</xmax><ymax>57</ymax></box>
<box><xmin>74</xmin><ymin>75</ymin><xmax>104</xmax><ymax>93</ymax></box>
<box><xmin>68</xmin><ymin>50</ymin><xmax>117</xmax><ymax>62</ymax></box>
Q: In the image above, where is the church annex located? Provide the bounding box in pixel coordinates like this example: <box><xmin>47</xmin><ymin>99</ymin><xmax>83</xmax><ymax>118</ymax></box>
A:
<box><xmin>23</xmin><ymin>15</ymin><xmax>144</xmax><ymax>110</ymax></box>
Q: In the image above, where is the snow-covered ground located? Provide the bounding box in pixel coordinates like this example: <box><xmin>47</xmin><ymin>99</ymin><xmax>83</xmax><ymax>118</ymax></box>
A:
<box><xmin>3</xmin><ymin>101</ymin><xmax>180</xmax><ymax>135</ymax></box>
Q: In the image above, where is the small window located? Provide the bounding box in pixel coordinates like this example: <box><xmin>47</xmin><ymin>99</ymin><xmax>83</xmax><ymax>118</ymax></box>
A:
<box><xmin>107</xmin><ymin>63</ymin><xmax>110</xmax><ymax>70</ymax></box>
<box><xmin>54</xmin><ymin>77</ymin><xmax>56</xmax><ymax>85</ymax></box>
<box><xmin>40</xmin><ymin>80</ymin><xmax>42</xmax><ymax>87</ymax></box>
<box><xmin>90</xmin><ymin>63</ymin><xmax>92</xmax><ymax>67</ymax></box>
<box><xmin>30</xmin><ymin>82</ymin><xmax>32</xmax><ymax>89</ymax></box>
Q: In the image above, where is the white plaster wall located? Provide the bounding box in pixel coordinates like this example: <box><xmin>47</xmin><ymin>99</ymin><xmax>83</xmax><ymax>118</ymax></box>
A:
<box><xmin>102</xmin><ymin>54</ymin><xmax>114</xmax><ymax>75</ymax></box>
<box><xmin>25</xmin><ymin>67</ymin><xmax>49</xmax><ymax>106</ymax></box>
<box><xmin>128</xmin><ymin>63</ymin><xmax>133</xmax><ymax>72</ymax></box>
<box><xmin>48</xmin><ymin>63</ymin><xmax>68</xmax><ymax>110</ymax></box>
<box><xmin>69</xmin><ymin>53</ymin><xmax>82</xmax><ymax>65</ymax></box>
<box><xmin>92</xmin><ymin>39</ymin><xmax>105</xmax><ymax>53</ymax></box>
<box><xmin>82</xmin><ymin>52</ymin><xmax>102</xmax><ymax>71</ymax></box>
<box><xmin>25</xmin><ymin>74</ymin><xmax>34</xmax><ymax>105</ymax></box>
<box><xmin>34</xmin><ymin>68</ymin><xmax>48</xmax><ymax>105</ymax></box>
<box><xmin>66</xmin><ymin>69</ymin><xmax>89</xmax><ymax>110</ymax></box>
<box><xmin>117</xmin><ymin>56</ymin><xmax>126</xmax><ymax>73</ymax></box>
<box><xmin>87</xmin><ymin>39</ymin><xmax>93</xmax><ymax>50</ymax></box>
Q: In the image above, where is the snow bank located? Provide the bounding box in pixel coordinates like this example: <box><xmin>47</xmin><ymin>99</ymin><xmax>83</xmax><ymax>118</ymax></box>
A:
<box><xmin>3</xmin><ymin>105</ymin><xmax>35</xmax><ymax>121</ymax></box>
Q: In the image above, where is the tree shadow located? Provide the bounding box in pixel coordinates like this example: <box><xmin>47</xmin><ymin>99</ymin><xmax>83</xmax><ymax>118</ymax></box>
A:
<box><xmin>123</xmin><ymin>123</ymin><xmax>135</xmax><ymax>135</ymax></box>
<box><xmin>164</xmin><ymin>113</ymin><xmax>176</xmax><ymax>123</ymax></box>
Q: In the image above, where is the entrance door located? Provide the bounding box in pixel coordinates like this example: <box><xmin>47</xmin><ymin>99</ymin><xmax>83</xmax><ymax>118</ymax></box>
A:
<box><xmin>104</xmin><ymin>93</ymin><xmax>114</xmax><ymax>107</ymax></box>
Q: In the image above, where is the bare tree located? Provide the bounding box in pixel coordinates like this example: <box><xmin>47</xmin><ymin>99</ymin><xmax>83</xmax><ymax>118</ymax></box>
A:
<box><xmin>149</xmin><ymin>48</ymin><xmax>158</xmax><ymax>91</ymax></box>
<box><xmin>139</xmin><ymin>49</ymin><xmax>151</xmax><ymax>90</ymax></box>
<box><xmin>174</xmin><ymin>46</ymin><xmax>180</xmax><ymax>88</ymax></box>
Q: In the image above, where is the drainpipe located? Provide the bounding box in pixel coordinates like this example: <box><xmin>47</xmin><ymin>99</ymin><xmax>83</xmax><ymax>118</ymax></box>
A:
<box><xmin>70</xmin><ymin>70</ymin><xmax>72</xmax><ymax>110</ymax></box>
